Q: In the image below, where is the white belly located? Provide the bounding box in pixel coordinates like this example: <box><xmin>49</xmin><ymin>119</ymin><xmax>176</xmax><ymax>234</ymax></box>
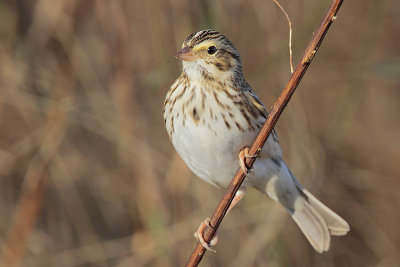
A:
<box><xmin>171</xmin><ymin>114</ymin><xmax>257</xmax><ymax>188</ymax></box>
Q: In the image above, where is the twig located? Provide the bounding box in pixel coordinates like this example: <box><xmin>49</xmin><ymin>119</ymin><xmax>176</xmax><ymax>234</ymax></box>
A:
<box><xmin>273</xmin><ymin>0</ymin><xmax>294</xmax><ymax>73</ymax></box>
<box><xmin>0</xmin><ymin>166</ymin><xmax>49</xmax><ymax>266</ymax></box>
<box><xmin>185</xmin><ymin>0</ymin><xmax>344</xmax><ymax>266</ymax></box>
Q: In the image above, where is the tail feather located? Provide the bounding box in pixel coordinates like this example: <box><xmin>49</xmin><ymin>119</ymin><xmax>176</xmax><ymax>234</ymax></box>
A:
<box><xmin>251</xmin><ymin>159</ymin><xmax>349</xmax><ymax>253</ymax></box>
<box><xmin>291</xmin><ymin>190</ymin><xmax>350</xmax><ymax>253</ymax></box>
<box><xmin>291</xmin><ymin>197</ymin><xmax>331</xmax><ymax>253</ymax></box>
<box><xmin>302</xmin><ymin>189</ymin><xmax>350</xmax><ymax>236</ymax></box>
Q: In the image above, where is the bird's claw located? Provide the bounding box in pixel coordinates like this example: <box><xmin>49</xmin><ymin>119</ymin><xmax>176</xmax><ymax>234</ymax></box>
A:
<box><xmin>194</xmin><ymin>218</ymin><xmax>218</xmax><ymax>252</ymax></box>
<box><xmin>239</xmin><ymin>147</ymin><xmax>255</xmax><ymax>174</ymax></box>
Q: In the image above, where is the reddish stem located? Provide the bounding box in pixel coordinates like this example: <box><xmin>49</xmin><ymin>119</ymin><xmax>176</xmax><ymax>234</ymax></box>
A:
<box><xmin>185</xmin><ymin>0</ymin><xmax>345</xmax><ymax>266</ymax></box>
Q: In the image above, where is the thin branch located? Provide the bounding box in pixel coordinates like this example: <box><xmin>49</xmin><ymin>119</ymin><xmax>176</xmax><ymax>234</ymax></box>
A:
<box><xmin>273</xmin><ymin>0</ymin><xmax>294</xmax><ymax>73</ymax></box>
<box><xmin>185</xmin><ymin>0</ymin><xmax>345</xmax><ymax>266</ymax></box>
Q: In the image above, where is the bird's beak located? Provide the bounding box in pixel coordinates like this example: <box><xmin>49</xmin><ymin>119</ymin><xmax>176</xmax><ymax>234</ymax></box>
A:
<box><xmin>176</xmin><ymin>46</ymin><xmax>196</xmax><ymax>62</ymax></box>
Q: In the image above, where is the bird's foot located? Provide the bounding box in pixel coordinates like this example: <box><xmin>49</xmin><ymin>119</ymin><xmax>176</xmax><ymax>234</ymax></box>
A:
<box><xmin>194</xmin><ymin>218</ymin><xmax>218</xmax><ymax>252</ymax></box>
<box><xmin>239</xmin><ymin>147</ymin><xmax>255</xmax><ymax>175</ymax></box>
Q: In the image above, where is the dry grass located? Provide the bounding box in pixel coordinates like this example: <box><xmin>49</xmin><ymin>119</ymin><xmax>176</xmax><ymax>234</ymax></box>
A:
<box><xmin>0</xmin><ymin>1</ymin><xmax>399</xmax><ymax>266</ymax></box>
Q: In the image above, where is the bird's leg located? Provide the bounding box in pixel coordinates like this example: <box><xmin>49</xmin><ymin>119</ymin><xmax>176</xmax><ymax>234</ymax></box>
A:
<box><xmin>227</xmin><ymin>187</ymin><xmax>246</xmax><ymax>214</ymax></box>
<box><xmin>194</xmin><ymin>188</ymin><xmax>246</xmax><ymax>252</ymax></box>
<box><xmin>239</xmin><ymin>147</ymin><xmax>256</xmax><ymax>174</ymax></box>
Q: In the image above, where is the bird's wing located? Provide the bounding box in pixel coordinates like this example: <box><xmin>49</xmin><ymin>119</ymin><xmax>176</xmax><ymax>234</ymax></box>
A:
<box><xmin>244</xmin><ymin>90</ymin><xmax>268</xmax><ymax>119</ymax></box>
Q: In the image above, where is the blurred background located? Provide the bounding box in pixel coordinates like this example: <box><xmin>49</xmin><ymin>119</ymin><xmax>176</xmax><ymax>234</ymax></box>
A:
<box><xmin>0</xmin><ymin>0</ymin><xmax>399</xmax><ymax>266</ymax></box>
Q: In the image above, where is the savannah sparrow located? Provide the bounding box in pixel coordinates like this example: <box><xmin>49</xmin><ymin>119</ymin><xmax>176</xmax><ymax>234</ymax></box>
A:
<box><xmin>163</xmin><ymin>29</ymin><xmax>349</xmax><ymax>253</ymax></box>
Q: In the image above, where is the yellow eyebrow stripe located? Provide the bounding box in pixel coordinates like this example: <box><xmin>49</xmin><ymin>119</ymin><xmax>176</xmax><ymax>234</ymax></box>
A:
<box><xmin>192</xmin><ymin>40</ymin><xmax>217</xmax><ymax>52</ymax></box>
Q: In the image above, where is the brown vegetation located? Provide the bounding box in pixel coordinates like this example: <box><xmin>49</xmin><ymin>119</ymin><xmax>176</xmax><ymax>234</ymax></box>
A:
<box><xmin>0</xmin><ymin>1</ymin><xmax>399</xmax><ymax>266</ymax></box>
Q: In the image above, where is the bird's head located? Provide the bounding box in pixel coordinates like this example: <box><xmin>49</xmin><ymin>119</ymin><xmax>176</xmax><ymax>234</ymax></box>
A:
<box><xmin>176</xmin><ymin>30</ymin><xmax>242</xmax><ymax>81</ymax></box>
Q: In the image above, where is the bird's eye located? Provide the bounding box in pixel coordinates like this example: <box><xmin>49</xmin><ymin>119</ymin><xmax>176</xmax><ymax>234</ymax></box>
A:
<box><xmin>207</xmin><ymin>46</ymin><xmax>217</xmax><ymax>55</ymax></box>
